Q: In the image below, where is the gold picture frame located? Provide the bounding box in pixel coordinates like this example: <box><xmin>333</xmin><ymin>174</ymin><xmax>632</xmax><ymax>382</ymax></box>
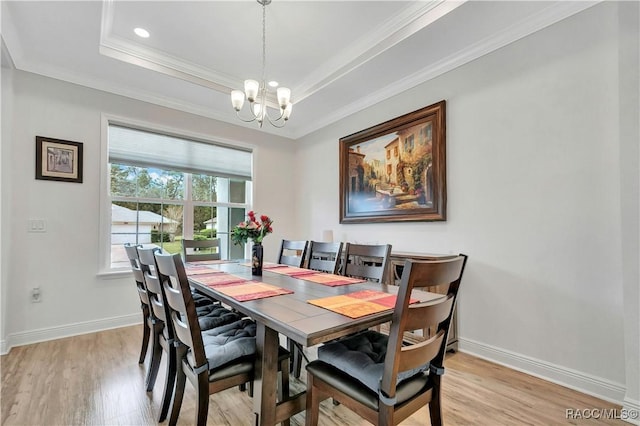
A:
<box><xmin>339</xmin><ymin>100</ymin><xmax>446</xmax><ymax>223</ymax></box>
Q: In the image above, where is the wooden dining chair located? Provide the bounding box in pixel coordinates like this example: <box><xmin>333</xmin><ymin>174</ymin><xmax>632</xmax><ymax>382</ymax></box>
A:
<box><xmin>154</xmin><ymin>252</ymin><xmax>291</xmax><ymax>426</ymax></box>
<box><xmin>139</xmin><ymin>247</ymin><xmax>251</xmax><ymax>421</ymax></box>
<box><xmin>181</xmin><ymin>238</ymin><xmax>221</xmax><ymax>262</ymax></box>
<box><xmin>123</xmin><ymin>243</ymin><xmax>156</xmax><ymax>367</ymax></box>
<box><xmin>136</xmin><ymin>246</ymin><xmax>175</xmax><ymax>421</ymax></box>
<box><xmin>288</xmin><ymin>241</ymin><xmax>344</xmax><ymax>379</ymax></box>
<box><xmin>305</xmin><ymin>255</ymin><xmax>467</xmax><ymax>426</ymax></box>
<box><xmin>278</xmin><ymin>239</ymin><xmax>309</xmax><ymax>267</ymax></box>
<box><xmin>307</xmin><ymin>241</ymin><xmax>343</xmax><ymax>274</ymax></box>
<box><xmin>342</xmin><ymin>243</ymin><xmax>392</xmax><ymax>283</ymax></box>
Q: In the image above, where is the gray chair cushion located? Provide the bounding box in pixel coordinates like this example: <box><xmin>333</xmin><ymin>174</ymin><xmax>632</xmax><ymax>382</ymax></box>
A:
<box><xmin>317</xmin><ymin>330</ymin><xmax>428</xmax><ymax>392</ymax></box>
<box><xmin>198</xmin><ymin>319</ymin><xmax>257</xmax><ymax>370</ymax></box>
<box><xmin>196</xmin><ymin>305</ymin><xmax>243</xmax><ymax>331</ymax></box>
<box><xmin>306</xmin><ymin>360</ymin><xmax>430</xmax><ymax>410</ymax></box>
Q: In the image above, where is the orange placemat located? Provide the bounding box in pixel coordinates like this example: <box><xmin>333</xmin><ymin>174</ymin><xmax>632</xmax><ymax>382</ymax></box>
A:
<box><xmin>239</xmin><ymin>261</ymin><xmax>283</xmax><ymax>269</ymax></box>
<box><xmin>190</xmin><ymin>273</ymin><xmax>248</xmax><ymax>287</ymax></box>
<box><xmin>267</xmin><ymin>265</ymin><xmax>317</xmax><ymax>277</ymax></box>
<box><xmin>307</xmin><ymin>290</ymin><xmax>416</xmax><ymax>319</ymax></box>
<box><xmin>184</xmin><ymin>267</ymin><xmax>225</xmax><ymax>276</ymax></box>
<box><xmin>299</xmin><ymin>273</ymin><xmax>365</xmax><ymax>287</ymax></box>
<box><xmin>212</xmin><ymin>281</ymin><xmax>293</xmax><ymax>301</ymax></box>
<box><xmin>187</xmin><ymin>259</ymin><xmax>236</xmax><ymax>266</ymax></box>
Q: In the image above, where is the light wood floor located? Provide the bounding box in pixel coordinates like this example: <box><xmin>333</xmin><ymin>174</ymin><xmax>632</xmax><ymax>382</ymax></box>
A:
<box><xmin>1</xmin><ymin>325</ymin><xmax>626</xmax><ymax>425</ymax></box>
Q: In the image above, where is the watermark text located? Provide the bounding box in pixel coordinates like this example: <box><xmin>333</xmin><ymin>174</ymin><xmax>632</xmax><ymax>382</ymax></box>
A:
<box><xmin>566</xmin><ymin>408</ymin><xmax>639</xmax><ymax>421</ymax></box>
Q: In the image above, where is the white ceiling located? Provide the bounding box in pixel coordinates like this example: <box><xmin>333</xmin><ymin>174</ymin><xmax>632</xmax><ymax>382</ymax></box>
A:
<box><xmin>1</xmin><ymin>1</ymin><xmax>599</xmax><ymax>139</ymax></box>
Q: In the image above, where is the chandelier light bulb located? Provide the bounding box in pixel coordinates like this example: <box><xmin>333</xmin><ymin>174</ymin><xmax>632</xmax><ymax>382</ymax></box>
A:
<box><xmin>282</xmin><ymin>103</ymin><xmax>292</xmax><ymax>120</ymax></box>
<box><xmin>276</xmin><ymin>87</ymin><xmax>291</xmax><ymax>109</ymax></box>
<box><xmin>231</xmin><ymin>90</ymin><xmax>246</xmax><ymax>111</ymax></box>
<box><xmin>244</xmin><ymin>80</ymin><xmax>260</xmax><ymax>103</ymax></box>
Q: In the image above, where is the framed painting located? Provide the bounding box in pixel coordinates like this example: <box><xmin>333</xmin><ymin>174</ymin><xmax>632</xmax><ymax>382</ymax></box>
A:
<box><xmin>339</xmin><ymin>100</ymin><xmax>446</xmax><ymax>223</ymax></box>
<box><xmin>35</xmin><ymin>136</ymin><xmax>84</xmax><ymax>183</ymax></box>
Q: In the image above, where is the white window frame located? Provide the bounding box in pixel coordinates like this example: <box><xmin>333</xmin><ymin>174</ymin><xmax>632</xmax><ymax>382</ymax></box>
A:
<box><xmin>98</xmin><ymin>114</ymin><xmax>255</xmax><ymax>277</ymax></box>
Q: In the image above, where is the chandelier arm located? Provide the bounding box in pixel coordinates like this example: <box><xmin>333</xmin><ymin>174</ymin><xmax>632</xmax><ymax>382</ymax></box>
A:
<box><xmin>234</xmin><ymin>111</ymin><xmax>259</xmax><ymax>123</ymax></box>
<box><xmin>264</xmin><ymin>115</ymin><xmax>287</xmax><ymax>128</ymax></box>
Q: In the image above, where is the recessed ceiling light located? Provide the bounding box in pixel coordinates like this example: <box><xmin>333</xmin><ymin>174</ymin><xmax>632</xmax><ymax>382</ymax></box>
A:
<box><xmin>134</xmin><ymin>28</ymin><xmax>150</xmax><ymax>38</ymax></box>
<box><xmin>268</xmin><ymin>81</ymin><xmax>279</xmax><ymax>88</ymax></box>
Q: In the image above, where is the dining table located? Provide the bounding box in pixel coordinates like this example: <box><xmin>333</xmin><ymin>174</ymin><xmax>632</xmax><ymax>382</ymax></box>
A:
<box><xmin>186</xmin><ymin>261</ymin><xmax>445</xmax><ymax>426</ymax></box>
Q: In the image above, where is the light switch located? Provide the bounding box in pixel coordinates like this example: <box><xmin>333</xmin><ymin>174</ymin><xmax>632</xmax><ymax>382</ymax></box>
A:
<box><xmin>28</xmin><ymin>219</ymin><xmax>46</xmax><ymax>233</ymax></box>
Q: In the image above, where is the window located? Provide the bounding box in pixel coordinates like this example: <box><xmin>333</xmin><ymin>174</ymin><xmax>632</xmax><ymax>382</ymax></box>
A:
<box><xmin>404</xmin><ymin>135</ymin><xmax>414</xmax><ymax>153</ymax></box>
<box><xmin>105</xmin><ymin>124</ymin><xmax>252</xmax><ymax>271</ymax></box>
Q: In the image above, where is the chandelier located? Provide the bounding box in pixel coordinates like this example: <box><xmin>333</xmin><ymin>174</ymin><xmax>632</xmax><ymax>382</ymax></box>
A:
<box><xmin>230</xmin><ymin>0</ymin><xmax>292</xmax><ymax>128</ymax></box>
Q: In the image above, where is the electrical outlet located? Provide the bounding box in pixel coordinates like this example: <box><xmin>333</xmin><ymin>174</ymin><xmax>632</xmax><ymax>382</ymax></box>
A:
<box><xmin>28</xmin><ymin>219</ymin><xmax>46</xmax><ymax>233</ymax></box>
<box><xmin>31</xmin><ymin>287</ymin><xmax>42</xmax><ymax>303</ymax></box>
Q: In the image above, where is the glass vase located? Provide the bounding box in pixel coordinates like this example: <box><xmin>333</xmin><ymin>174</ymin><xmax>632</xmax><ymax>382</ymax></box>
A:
<box><xmin>251</xmin><ymin>242</ymin><xmax>263</xmax><ymax>276</ymax></box>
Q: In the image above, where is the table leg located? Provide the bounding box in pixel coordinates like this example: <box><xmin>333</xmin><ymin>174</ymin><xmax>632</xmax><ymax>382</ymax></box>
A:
<box><xmin>254</xmin><ymin>322</ymin><xmax>279</xmax><ymax>426</ymax></box>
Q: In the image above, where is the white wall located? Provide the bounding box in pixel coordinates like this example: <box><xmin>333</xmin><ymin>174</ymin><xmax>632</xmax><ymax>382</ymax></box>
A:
<box><xmin>1</xmin><ymin>53</ymin><xmax>14</xmax><ymax>353</ymax></box>
<box><xmin>1</xmin><ymin>70</ymin><xmax>297</xmax><ymax>349</ymax></box>
<box><xmin>618</xmin><ymin>1</ymin><xmax>640</xmax><ymax>415</ymax></box>
<box><xmin>297</xmin><ymin>2</ymin><xmax>638</xmax><ymax>407</ymax></box>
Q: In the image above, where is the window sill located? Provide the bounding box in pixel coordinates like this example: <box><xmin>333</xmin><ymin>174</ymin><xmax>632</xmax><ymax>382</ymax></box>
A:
<box><xmin>97</xmin><ymin>270</ymin><xmax>132</xmax><ymax>280</ymax></box>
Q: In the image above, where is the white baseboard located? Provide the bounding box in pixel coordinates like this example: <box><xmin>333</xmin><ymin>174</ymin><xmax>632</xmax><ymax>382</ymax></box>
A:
<box><xmin>1</xmin><ymin>313</ymin><xmax>141</xmax><ymax>355</ymax></box>
<box><xmin>622</xmin><ymin>397</ymin><xmax>640</xmax><ymax>425</ymax></box>
<box><xmin>458</xmin><ymin>337</ymin><xmax>627</xmax><ymax>406</ymax></box>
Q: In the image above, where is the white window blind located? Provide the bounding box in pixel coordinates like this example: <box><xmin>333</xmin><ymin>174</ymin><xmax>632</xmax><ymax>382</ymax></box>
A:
<box><xmin>108</xmin><ymin>125</ymin><xmax>252</xmax><ymax>180</ymax></box>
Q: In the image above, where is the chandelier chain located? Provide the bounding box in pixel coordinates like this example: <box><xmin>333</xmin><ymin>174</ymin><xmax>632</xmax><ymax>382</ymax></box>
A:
<box><xmin>261</xmin><ymin>2</ymin><xmax>266</xmax><ymax>83</ymax></box>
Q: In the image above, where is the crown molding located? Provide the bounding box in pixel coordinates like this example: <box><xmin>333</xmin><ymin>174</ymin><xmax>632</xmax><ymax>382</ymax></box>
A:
<box><xmin>5</xmin><ymin>0</ymin><xmax>602</xmax><ymax>140</ymax></box>
<box><xmin>100</xmin><ymin>0</ymin><xmax>237</xmax><ymax>92</ymax></box>
<box><xmin>17</xmin><ymin>58</ymin><xmax>297</xmax><ymax>139</ymax></box>
<box><xmin>293</xmin><ymin>0</ymin><xmax>602</xmax><ymax>138</ymax></box>
<box><xmin>97</xmin><ymin>0</ymin><xmax>461</xmax><ymax>109</ymax></box>
<box><xmin>292</xmin><ymin>0</ymin><xmax>465</xmax><ymax>104</ymax></box>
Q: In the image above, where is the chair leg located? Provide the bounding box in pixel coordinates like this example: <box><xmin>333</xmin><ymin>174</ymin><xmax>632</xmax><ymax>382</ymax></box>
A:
<box><xmin>287</xmin><ymin>338</ymin><xmax>295</xmax><ymax>373</ymax></box>
<box><xmin>145</xmin><ymin>324</ymin><xmax>163</xmax><ymax>391</ymax></box>
<box><xmin>428</xmin><ymin>380</ymin><xmax>443</xmax><ymax>426</ymax></box>
<box><xmin>139</xmin><ymin>308</ymin><xmax>150</xmax><ymax>364</ymax></box>
<box><xmin>278</xmin><ymin>358</ymin><xmax>290</xmax><ymax>426</ymax></box>
<box><xmin>291</xmin><ymin>341</ymin><xmax>309</xmax><ymax>379</ymax></box>
<box><xmin>248</xmin><ymin>380</ymin><xmax>254</xmax><ymax>398</ymax></box>
<box><xmin>158</xmin><ymin>345</ymin><xmax>177</xmax><ymax>422</ymax></box>
<box><xmin>304</xmin><ymin>372</ymin><xmax>320</xmax><ymax>426</ymax></box>
<box><xmin>168</xmin><ymin>364</ymin><xmax>186</xmax><ymax>426</ymax></box>
<box><xmin>195</xmin><ymin>371</ymin><xmax>210</xmax><ymax>426</ymax></box>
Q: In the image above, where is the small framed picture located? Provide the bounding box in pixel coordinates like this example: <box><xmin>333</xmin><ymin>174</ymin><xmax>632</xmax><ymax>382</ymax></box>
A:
<box><xmin>35</xmin><ymin>136</ymin><xmax>83</xmax><ymax>183</ymax></box>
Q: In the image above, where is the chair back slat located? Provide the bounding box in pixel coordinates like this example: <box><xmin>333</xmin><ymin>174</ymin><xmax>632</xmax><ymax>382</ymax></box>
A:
<box><xmin>381</xmin><ymin>255</ymin><xmax>467</xmax><ymax>398</ymax></box>
<box><xmin>343</xmin><ymin>243</ymin><xmax>391</xmax><ymax>283</ymax></box>
<box><xmin>278</xmin><ymin>240</ymin><xmax>309</xmax><ymax>267</ymax></box>
<box><xmin>124</xmin><ymin>243</ymin><xmax>149</xmax><ymax>305</ymax></box>
<box><xmin>138</xmin><ymin>247</ymin><xmax>170</xmax><ymax>327</ymax></box>
<box><xmin>182</xmin><ymin>238</ymin><xmax>221</xmax><ymax>262</ymax></box>
<box><xmin>155</xmin><ymin>252</ymin><xmax>207</xmax><ymax>368</ymax></box>
<box><xmin>403</xmin><ymin>295</ymin><xmax>454</xmax><ymax>334</ymax></box>
<box><xmin>307</xmin><ymin>241</ymin><xmax>343</xmax><ymax>274</ymax></box>
<box><xmin>397</xmin><ymin>330</ymin><xmax>446</xmax><ymax>373</ymax></box>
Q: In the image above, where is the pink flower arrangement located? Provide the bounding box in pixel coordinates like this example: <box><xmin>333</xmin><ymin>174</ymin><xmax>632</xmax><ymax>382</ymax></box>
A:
<box><xmin>230</xmin><ymin>211</ymin><xmax>273</xmax><ymax>245</ymax></box>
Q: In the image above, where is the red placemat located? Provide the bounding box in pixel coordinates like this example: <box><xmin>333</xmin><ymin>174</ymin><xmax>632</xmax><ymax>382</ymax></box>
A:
<box><xmin>299</xmin><ymin>273</ymin><xmax>365</xmax><ymax>287</ymax></box>
<box><xmin>190</xmin><ymin>273</ymin><xmax>248</xmax><ymax>287</ymax></box>
<box><xmin>267</xmin><ymin>265</ymin><xmax>317</xmax><ymax>277</ymax></box>
<box><xmin>307</xmin><ymin>290</ymin><xmax>417</xmax><ymax>318</ymax></box>
<box><xmin>184</xmin><ymin>267</ymin><xmax>225</xmax><ymax>276</ymax></box>
<box><xmin>187</xmin><ymin>259</ymin><xmax>236</xmax><ymax>266</ymax></box>
<box><xmin>212</xmin><ymin>281</ymin><xmax>294</xmax><ymax>301</ymax></box>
